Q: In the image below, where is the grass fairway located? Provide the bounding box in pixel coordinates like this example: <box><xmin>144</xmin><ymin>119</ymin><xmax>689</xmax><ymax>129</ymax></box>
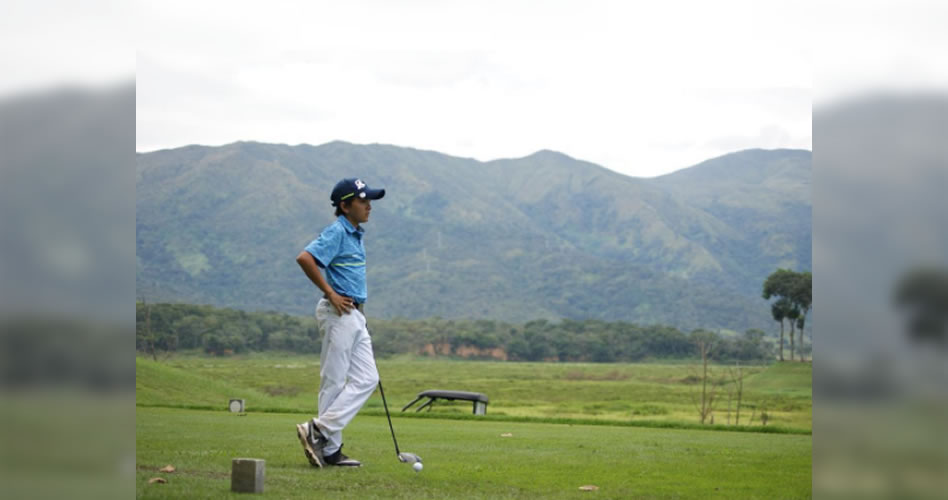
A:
<box><xmin>137</xmin><ymin>355</ymin><xmax>811</xmax><ymax>497</ymax></box>
<box><xmin>137</xmin><ymin>355</ymin><xmax>811</xmax><ymax>431</ymax></box>
<box><xmin>137</xmin><ymin>406</ymin><xmax>811</xmax><ymax>499</ymax></box>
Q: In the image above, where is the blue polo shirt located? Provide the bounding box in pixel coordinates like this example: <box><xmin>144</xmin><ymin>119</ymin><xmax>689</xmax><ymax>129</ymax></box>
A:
<box><xmin>304</xmin><ymin>216</ymin><xmax>368</xmax><ymax>303</ymax></box>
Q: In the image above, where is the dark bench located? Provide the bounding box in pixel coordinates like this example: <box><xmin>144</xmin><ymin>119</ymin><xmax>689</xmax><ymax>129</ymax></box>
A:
<box><xmin>401</xmin><ymin>390</ymin><xmax>489</xmax><ymax>415</ymax></box>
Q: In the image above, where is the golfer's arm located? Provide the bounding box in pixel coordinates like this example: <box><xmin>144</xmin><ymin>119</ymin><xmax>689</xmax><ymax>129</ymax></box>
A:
<box><xmin>296</xmin><ymin>251</ymin><xmax>337</xmax><ymax>298</ymax></box>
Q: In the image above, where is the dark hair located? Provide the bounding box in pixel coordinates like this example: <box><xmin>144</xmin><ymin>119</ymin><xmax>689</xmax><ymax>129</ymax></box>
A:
<box><xmin>334</xmin><ymin>199</ymin><xmax>352</xmax><ymax>217</ymax></box>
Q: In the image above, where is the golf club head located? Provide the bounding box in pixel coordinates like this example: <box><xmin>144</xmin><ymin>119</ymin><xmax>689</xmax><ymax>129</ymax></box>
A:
<box><xmin>398</xmin><ymin>452</ymin><xmax>422</xmax><ymax>464</ymax></box>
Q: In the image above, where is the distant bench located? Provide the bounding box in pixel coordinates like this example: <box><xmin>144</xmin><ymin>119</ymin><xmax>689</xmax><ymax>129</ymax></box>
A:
<box><xmin>401</xmin><ymin>390</ymin><xmax>489</xmax><ymax>415</ymax></box>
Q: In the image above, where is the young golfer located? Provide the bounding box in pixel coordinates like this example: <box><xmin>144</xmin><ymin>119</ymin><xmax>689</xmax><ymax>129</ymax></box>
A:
<box><xmin>295</xmin><ymin>178</ymin><xmax>386</xmax><ymax>467</ymax></box>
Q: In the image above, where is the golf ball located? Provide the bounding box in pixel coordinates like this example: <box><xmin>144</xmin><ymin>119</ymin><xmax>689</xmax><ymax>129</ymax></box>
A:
<box><xmin>413</xmin><ymin>462</ymin><xmax>423</xmax><ymax>472</ymax></box>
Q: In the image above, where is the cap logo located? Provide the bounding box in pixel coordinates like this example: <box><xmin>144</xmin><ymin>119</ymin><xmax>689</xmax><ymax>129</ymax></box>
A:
<box><xmin>359</xmin><ymin>192</ymin><xmax>366</xmax><ymax>198</ymax></box>
<box><xmin>354</xmin><ymin>179</ymin><xmax>366</xmax><ymax>189</ymax></box>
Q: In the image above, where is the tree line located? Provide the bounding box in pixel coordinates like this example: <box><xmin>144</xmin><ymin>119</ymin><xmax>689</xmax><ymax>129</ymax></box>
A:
<box><xmin>136</xmin><ymin>301</ymin><xmax>775</xmax><ymax>363</ymax></box>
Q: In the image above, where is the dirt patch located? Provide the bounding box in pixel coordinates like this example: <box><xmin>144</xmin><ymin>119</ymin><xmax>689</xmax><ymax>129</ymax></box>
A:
<box><xmin>454</xmin><ymin>345</ymin><xmax>508</xmax><ymax>360</ymax></box>
<box><xmin>420</xmin><ymin>343</ymin><xmax>453</xmax><ymax>356</ymax></box>
<box><xmin>138</xmin><ymin>464</ymin><xmax>228</xmax><ymax>479</ymax></box>
<box><xmin>420</xmin><ymin>343</ymin><xmax>508</xmax><ymax>360</ymax></box>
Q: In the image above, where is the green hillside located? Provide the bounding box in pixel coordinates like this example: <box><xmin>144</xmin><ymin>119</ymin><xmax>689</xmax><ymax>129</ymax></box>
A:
<box><xmin>652</xmin><ymin>149</ymin><xmax>812</xmax><ymax>288</ymax></box>
<box><xmin>136</xmin><ymin>142</ymin><xmax>810</xmax><ymax>332</ymax></box>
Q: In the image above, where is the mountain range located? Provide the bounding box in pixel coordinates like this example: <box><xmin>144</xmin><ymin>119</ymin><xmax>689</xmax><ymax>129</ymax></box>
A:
<box><xmin>136</xmin><ymin>142</ymin><xmax>810</xmax><ymax>333</ymax></box>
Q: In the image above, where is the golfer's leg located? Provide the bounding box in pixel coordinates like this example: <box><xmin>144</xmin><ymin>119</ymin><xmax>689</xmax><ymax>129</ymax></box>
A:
<box><xmin>314</xmin><ymin>301</ymin><xmax>358</xmax><ymax>442</ymax></box>
<box><xmin>347</xmin><ymin>320</ymin><xmax>380</xmax><ymax>410</ymax></box>
<box><xmin>318</xmin><ymin>314</ymin><xmax>379</xmax><ymax>455</ymax></box>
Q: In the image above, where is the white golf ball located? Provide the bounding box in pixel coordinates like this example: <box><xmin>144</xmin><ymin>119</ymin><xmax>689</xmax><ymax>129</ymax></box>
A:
<box><xmin>413</xmin><ymin>462</ymin><xmax>423</xmax><ymax>472</ymax></box>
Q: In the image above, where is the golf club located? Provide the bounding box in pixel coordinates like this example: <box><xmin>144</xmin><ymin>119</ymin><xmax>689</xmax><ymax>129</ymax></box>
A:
<box><xmin>378</xmin><ymin>379</ymin><xmax>422</xmax><ymax>465</ymax></box>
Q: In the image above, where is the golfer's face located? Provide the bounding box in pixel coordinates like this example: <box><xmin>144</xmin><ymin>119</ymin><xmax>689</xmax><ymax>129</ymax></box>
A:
<box><xmin>349</xmin><ymin>198</ymin><xmax>371</xmax><ymax>223</ymax></box>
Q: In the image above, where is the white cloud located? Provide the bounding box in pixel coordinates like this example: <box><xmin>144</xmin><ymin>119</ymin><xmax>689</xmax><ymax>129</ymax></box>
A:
<box><xmin>136</xmin><ymin>0</ymin><xmax>812</xmax><ymax>177</ymax></box>
<box><xmin>0</xmin><ymin>0</ymin><xmax>133</xmax><ymax>95</ymax></box>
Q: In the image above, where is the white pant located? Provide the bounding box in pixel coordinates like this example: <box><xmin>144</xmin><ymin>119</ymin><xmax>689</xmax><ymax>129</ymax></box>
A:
<box><xmin>312</xmin><ymin>298</ymin><xmax>379</xmax><ymax>455</ymax></box>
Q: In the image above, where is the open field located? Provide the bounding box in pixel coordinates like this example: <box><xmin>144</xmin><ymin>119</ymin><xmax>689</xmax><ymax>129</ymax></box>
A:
<box><xmin>136</xmin><ymin>355</ymin><xmax>811</xmax><ymax>431</ymax></box>
<box><xmin>137</xmin><ymin>406</ymin><xmax>811</xmax><ymax>499</ymax></box>
<box><xmin>137</xmin><ymin>355</ymin><xmax>811</xmax><ymax>497</ymax></box>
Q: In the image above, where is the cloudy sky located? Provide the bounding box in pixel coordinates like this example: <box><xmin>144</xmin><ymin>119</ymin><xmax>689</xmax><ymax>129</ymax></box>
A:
<box><xmin>136</xmin><ymin>0</ymin><xmax>812</xmax><ymax>178</ymax></box>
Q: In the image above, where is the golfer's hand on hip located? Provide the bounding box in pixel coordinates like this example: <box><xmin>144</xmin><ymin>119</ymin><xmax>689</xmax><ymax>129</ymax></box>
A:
<box><xmin>328</xmin><ymin>291</ymin><xmax>353</xmax><ymax>316</ymax></box>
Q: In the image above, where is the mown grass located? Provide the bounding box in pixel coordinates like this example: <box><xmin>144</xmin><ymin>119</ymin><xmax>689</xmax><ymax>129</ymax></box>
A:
<box><xmin>137</xmin><ymin>354</ymin><xmax>811</xmax><ymax>431</ymax></box>
<box><xmin>136</xmin><ymin>355</ymin><xmax>811</xmax><ymax>497</ymax></box>
<box><xmin>136</xmin><ymin>406</ymin><xmax>811</xmax><ymax>499</ymax></box>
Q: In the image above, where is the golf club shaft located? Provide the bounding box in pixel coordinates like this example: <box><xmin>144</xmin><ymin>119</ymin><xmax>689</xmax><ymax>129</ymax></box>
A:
<box><xmin>378</xmin><ymin>379</ymin><xmax>401</xmax><ymax>455</ymax></box>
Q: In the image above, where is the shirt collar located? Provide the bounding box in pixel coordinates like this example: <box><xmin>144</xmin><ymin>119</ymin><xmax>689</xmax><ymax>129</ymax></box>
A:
<box><xmin>337</xmin><ymin>215</ymin><xmax>364</xmax><ymax>235</ymax></box>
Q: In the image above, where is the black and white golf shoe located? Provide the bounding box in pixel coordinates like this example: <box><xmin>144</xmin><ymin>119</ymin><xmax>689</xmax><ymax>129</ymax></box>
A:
<box><xmin>324</xmin><ymin>446</ymin><xmax>361</xmax><ymax>467</ymax></box>
<box><xmin>296</xmin><ymin>421</ymin><xmax>327</xmax><ymax>468</ymax></box>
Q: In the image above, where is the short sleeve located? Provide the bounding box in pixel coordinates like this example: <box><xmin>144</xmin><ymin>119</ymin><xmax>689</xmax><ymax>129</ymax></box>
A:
<box><xmin>304</xmin><ymin>224</ymin><xmax>343</xmax><ymax>268</ymax></box>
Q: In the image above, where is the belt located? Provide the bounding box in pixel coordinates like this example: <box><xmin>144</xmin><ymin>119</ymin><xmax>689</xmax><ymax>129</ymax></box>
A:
<box><xmin>324</xmin><ymin>294</ymin><xmax>363</xmax><ymax>312</ymax></box>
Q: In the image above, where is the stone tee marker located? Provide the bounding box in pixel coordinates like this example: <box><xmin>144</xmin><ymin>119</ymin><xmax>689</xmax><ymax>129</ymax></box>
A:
<box><xmin>231</xmin><ymin>458</ymin><xmax>264</xmax><ymax>493</ymax></box>
<box><xmin>229</xmin><ymin>399</ymin><xmax>246</xmax><ymax>413</ymax></box>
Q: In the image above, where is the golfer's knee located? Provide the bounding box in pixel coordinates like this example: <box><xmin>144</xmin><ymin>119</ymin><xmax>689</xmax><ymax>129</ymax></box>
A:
<box><xmin>358</xmin><ymin>371</ymin><xmax>379</xmax><ymax>391</ymax></box>
<box><xmin>320</xmin><ymin>372</ymin><xmax>347</xmax><ymax>390</ymax></box>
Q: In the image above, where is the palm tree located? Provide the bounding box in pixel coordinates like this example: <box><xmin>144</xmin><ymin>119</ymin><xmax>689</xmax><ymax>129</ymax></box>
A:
<box><xmin>764</xmin><ymin>269</ymin><xmax>811</xmax><ymax>362</ymax></box>
<box><xmin>771</xmin><ymin>298</ymin><xmax>791</xmax><ymax>361</ymax></box>
<box><xmin>786</xmin><ymin>304</ymin><xmax>800</xmax><ymax>361</ymax></box>
<box><xmin>793</xmin><ymin>272</ymin><xmax>812</xmax><ymax>361</ymax></box>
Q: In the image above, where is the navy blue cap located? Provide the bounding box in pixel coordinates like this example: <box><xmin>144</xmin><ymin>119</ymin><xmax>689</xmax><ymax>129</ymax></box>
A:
<box><xmin>330</xmin><ymin>178</ymin><xmax>386</xmax><ymax>206</ymax></box>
